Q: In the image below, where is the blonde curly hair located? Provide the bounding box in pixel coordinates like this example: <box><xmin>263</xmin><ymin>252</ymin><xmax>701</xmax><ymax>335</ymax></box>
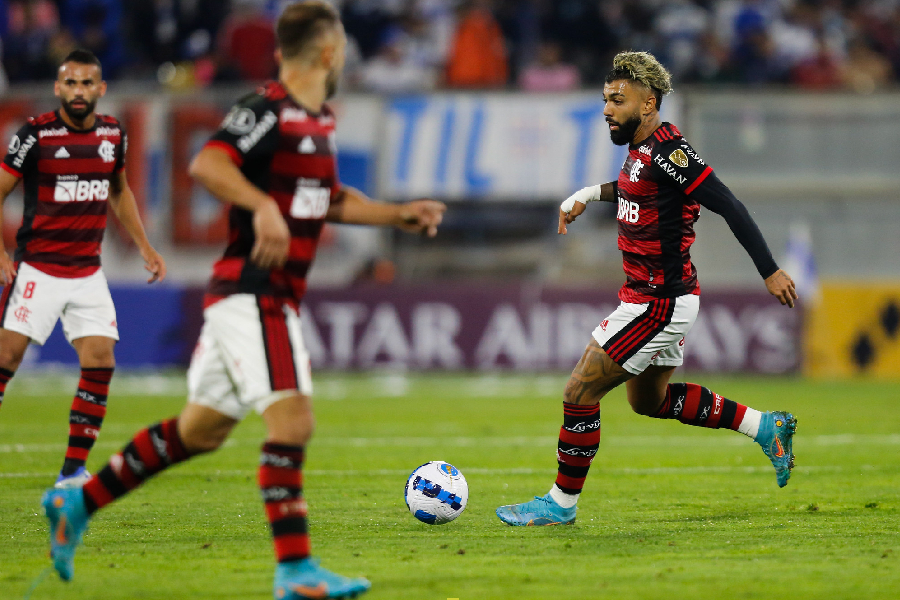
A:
<box><xmin>606</xmin><ymin>51</ymin><xmax>673</xmax><ymax>109</ymax></box>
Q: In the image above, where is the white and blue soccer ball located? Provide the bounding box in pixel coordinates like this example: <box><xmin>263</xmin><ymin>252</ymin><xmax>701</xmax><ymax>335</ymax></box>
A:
<box><xmin>404</xmin><ymin>461</ymin><xmax>468</xmax><ymax>525</ymax></box>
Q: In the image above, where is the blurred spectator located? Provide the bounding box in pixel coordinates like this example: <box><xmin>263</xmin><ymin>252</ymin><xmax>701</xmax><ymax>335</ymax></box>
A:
<box><xmin>217</xmin><ymin>0</ymin><xmax>277</xmax><ymax>81</ymax></box>
<box><xmin>518</xmin><ymin>40</ymin><xmax>579</xmax><ymax>92</ymax></box>
<box><xmin>2</xmin><ymin>0</ymin><xmax>900</xmax><ymax>91</ymax></box>
<box><xmin>445</xmin><ymin>0</ymin><xmax>508</xmax><ymax>88</ymax></box>
<box><xmin>342</xmin><ymin>0</ymin><xmax>394</xmax><ymax>60</ymax></box>
<box><xmin>360</xmin><ymin>26</ymin><xmax>437</xmax><ymax>93</ymax></box>
<box><xmin>3</xmin><ymin>0</ymin><xmax>59</xmax><ymax>81</ymax></box>
<box><xmin>541</xmin><ymin>0</ymin><xmax>616</xmax><ymax>85</ymax></box>
<box><xmin>730</xmin><ymin>11</ymin><xmax>785</xmax><ymax>84</ymax></box>
<box><xmin>792</xmin><ymin>35</ymin><xmax>843</xmax><ymax>90</ymax></box>
<box><xmin>653</xmin><ymin>0</ymin><xmax>709</xmax><ymax>80</ymax></box>
<box><xmin>60</xmin><ymin>0</ymin><xmax>126</xmax><ymax>78</ymax></box>
<box><xmin>841</xmin><ymin>37</ymin><xmax>894</xmax><ymax>93</ymax></box>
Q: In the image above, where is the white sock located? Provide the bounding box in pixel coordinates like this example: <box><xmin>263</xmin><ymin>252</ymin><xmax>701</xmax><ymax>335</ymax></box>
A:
<box><xmin>548</xmin><ymin>484</ymin><xmax>578</xmax><ymax>508</ymax></box>
<box><xmin>737</xmin><ymin>408</ymin><xmax>762</xmax><ymax>439</ymax></box>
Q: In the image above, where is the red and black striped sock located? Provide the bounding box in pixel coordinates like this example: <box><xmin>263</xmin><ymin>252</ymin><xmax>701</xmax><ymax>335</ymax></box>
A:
<box><xmin>82</xmin><ymin>418</ymin><xmax>189</xmax><ymax>515</ymax></box>
<box><xmin>61</xmin><ymin>367</ymin><xmax>114</xmax><ymax>476</ymax></box>
<box><xmin>0</xmin><ymin>367</ymin><xmax>14</xmax><ymax>411</ymax></box>
<box><xmin>653</xmin><ymin>382</ymin><xmax>748</xmax><ymax>430</ymax></box>
<box><xmin>260</xmin><ymin>443</ymin><xmax>309</xmax><ymax>563</ymax></box>
<box><xmin>554</xmin><ymin>402</ymin><xmax>601</xmax><ymax>496</ymax></box>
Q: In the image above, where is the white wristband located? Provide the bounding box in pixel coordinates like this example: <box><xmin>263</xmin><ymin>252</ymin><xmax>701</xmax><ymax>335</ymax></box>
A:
<box><xmin>560</xmin><ymin>184</ymin><xmax>604</xmax><ymax>214</ymax></box>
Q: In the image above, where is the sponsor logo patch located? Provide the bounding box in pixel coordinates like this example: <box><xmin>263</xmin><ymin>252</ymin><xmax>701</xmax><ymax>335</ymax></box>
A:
<box><xmin>653</xmin><ymin>153</ymin><xmax>687</xmax><ymax>185</ymax></box>
<box><xmin>54</xmin><ymin>179</ymin><xmax>110</xmax><ymax>201</ymax></box>
<box><xmin>222</xmin><ymin>107</ymin><xmax>256</xmax><ymax>134</ymax></box>
<box><xmin>237</xmin><ymin>111</ymin><xmax>277</xmax><ymax>153</ymax></box>
<box><xmin>39</xmin><ymin>127</ymin><xmax>67</xmax><ymax>138</ymax></box>
<box><xmin>669</xmin><ymin>148</ymin><xmax>689</xmax><ymax>168</ymax></box>
<box><xmin>11</xmin><ymin>135</ymin><xmax>36</xmax><ymax>168</ymax></box>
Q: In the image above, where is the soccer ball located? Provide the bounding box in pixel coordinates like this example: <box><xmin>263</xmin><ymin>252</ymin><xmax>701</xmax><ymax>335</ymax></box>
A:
<box><xmin>404</xmin><ymin>461</ymin><xmax>468</xmax><ymax>525</ymax></box>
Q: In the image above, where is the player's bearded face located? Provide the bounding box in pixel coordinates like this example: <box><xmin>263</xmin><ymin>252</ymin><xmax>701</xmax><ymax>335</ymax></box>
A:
<box><xmin>603</xmin><ymin>80</ymin><xmax>647</xmax><ymax>146</ymax></box>
<box><xmin>607</xmin><ymin>112</ymin><xmax>642</xmax><ymax>146</ymax></box>
<box><xmin>55</xmin><ymin>63</ymin><xmax>105</xmax><ymax>122</ymax></box>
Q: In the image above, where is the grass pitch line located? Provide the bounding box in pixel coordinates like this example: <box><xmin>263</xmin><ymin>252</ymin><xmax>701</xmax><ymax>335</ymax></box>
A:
<box><xmin>3</xmin><ymin>433</ymin><xmax>900</xmax><ymax>454</ymax></box>
<box><xmin>0</xmin><ymin>464</ymin><xmax>878</xmax><ymax>480</ymax></box>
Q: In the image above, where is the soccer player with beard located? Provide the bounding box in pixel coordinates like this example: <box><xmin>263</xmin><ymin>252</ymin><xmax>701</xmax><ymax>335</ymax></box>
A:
<box><xmin>41</xmin><ymin>3</ymin><xmax>445</xmax><ymax>598</ymax></box>
<box><xmin>496</xmin><ymin>51</ymin><xmax>799</xmax><ymax>527</ymax></box>
<box><xmin>0</xmin><ymin>49</ymin><xmax>166</xmax><ymax>488</ymax></box>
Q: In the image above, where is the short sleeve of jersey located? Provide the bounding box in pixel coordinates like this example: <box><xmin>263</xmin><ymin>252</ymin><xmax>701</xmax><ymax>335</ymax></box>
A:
<box><xmin>651</xmin><ymin>139</ymin><xmax>714</xmax><ymax>195</ymax></box>
<box><xmin>115</xmin><ymin>125</ymin><xmax>128</xmax><ymax>173</ymax></box>
<box><xmin>205</xmin><ymin>93</ymin><xmax>279</xmax><ymax>166</ymax></box>
<box><xmin>2</xmin><ymin>123</ymin><xmax>39</xmax><ymax>178</ymax></box>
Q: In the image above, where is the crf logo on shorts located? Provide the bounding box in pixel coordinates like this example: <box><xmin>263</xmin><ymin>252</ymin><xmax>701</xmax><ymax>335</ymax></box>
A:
<box><xmin>54</xmin><ymin>179</ymin><xmax>110</xmax><ymax>202</ymax></box>
<box><xmin>617</xmin><ymin>198</ymin><xmax>639</xmax><ymax>223</ymax></box>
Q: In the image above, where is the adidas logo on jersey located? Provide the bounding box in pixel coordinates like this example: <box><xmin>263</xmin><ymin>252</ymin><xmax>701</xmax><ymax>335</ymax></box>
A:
<box><xmin>299</xmin><ymin>136</ymin><xmax>316</xmax><ymax>154</ymax></box>
<box><xmin>54</xmin><ymin>146</ymin><xmax>70</xmax><ymax>159</ymax></box>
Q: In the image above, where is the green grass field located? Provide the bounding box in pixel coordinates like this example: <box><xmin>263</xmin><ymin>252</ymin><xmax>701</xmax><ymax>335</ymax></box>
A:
<box><xmin>0</xmin><ymin>372</ymin><xmax>898</xmax><ymax>600</ymax></box>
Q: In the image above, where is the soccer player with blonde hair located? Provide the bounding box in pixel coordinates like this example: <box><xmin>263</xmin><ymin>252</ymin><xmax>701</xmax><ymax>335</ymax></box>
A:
<box><xmin>497</xmin><ymin>51</ymin><xmax>799</xmax><ymax>526</ymax></box>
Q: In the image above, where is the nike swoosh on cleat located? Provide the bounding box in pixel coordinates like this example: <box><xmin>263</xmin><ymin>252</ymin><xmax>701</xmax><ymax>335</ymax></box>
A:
<box><xmin>289</xmin><ymin>582</ymin><xmax>329</xmax><ymax>599</ymax></box>
<box><xmin>773</xmin><ymin>437</ymin><xmax>785</xmax><ymax>458</ymax></box>
<box><xmin>55</xmin><ymin>515</ymin><xmax>69</xmax><ymax>545</ymax></box>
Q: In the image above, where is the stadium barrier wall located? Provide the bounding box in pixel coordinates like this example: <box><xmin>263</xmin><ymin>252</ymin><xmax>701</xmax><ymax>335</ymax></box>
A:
<box><xmin>23</xmin><ymin>284</ymin><xmax>800</xmax><ymax>374</ymax></box>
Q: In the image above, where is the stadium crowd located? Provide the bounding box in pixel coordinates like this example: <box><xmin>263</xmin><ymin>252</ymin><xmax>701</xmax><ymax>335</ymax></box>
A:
<box><xmin>1</xmin><ymin>0</ymin><xmax>899</xmax><ymax>93</ymax></box>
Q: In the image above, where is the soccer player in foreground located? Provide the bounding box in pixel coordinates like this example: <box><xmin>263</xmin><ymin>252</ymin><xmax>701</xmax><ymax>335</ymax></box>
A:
<box><xmin>41</xmin><ymin>2</ymin><xmax>445</xmax><ymax>598</ymax></box>
<box><xmin>0</xmin><ymin>49</ymin><xmax>166</xmax><ymax>489</ymax></box>
<box><xmin>496</xmin><ymin>51</ymin><xmax>799</xmax><ymax>527</ymax></box>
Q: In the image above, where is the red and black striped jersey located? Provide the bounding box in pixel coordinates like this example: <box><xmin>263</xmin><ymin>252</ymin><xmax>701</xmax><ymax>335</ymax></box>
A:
<box><xmin>615</xmin><ymin>122</ymin><xmax>778</xmax><ymax>304</ymax></box>
<box><xmin>1</xmin><ymin>110</ymin><xmax>126</xmax><ymax>278</ymax></box>
<box><xmin>202</xmin><ymin>81</ymin><xmax>343</xmax><ymax>308</ymax></box>
<box><xmin>615</xmin><ymin>123</ymin><xmax>710</xmax><ymax>303</ymax></box>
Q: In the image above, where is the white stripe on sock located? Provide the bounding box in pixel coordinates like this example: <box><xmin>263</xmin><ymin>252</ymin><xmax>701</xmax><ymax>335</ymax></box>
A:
<box><xmin>737</xmin><ymin>408</ymin><xmax>762</xmax><ymax>440</ymax></box>
<box><xmin>549</xmin><ymin>484</ymin><xmax>579</xmax><ymax>508</ymax></box>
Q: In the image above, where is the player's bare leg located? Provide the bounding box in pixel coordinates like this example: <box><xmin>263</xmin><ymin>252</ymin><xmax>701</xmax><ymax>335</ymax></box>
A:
<box><xmin>625</xmin><ymin>365</ymin><xmax>676</xmax><ymax>415</ymax></box>
<box><xmin>563</xmin><ymin>339</ymin><xmax>632</xmax><ymax>405</ymax></box>
<box><xmin>263</xmin><ymin>394</ymin><xmax>371</xmax><ymax>599</ymax></box>
<box><xmin>0</xmin><ymin>328</ymin><xmax>30</xmax><ymax>412</ymax></box>
<box><xmin>177</xmin><ymin>403</ymin><xmax>240</xmax><ymax>454</ymax></box>
<box><xmin>497</xmin><ymin>341</ymin><xmax>632</xmax><ymax>526</ymax></box>
<box><xmin>54</xmin><ymin>336</ymin><xmax>118</xmax><ymax>487</ymax></box>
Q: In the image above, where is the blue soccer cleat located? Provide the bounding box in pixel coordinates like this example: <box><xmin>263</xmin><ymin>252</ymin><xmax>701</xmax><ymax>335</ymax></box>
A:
<box><xmin>55</xmin><ymin>466</ymin><xmax>92</xmax><ymax>489</ymax></box>
<box><xmin>756</xmin><ymin>411</ymin><xmax>797</xmax><ymax>488</ymax></box>
<box><xmin>41</xmin><ymin>488</ymin><xmax>90</xmax><ymax>581</ymax></box>
<box><xmin>496</xmin><ymin>493</ymin><xmax>576</xmax><ymax>526</ymax></box>
<box><xmin>274</xmin><ymin>557</ymin><xmax>371</xmax><ymax>600</ymax></box>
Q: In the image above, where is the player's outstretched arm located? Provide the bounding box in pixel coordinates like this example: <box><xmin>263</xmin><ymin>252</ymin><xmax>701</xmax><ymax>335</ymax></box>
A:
<box><xmin>108</xmin><ymin>170</ymin><xmax>167</xmax><ymax>283</ymax></box>
<box><xmin>558</xmin><ymin>182</ymin><xmax>616</xmax><ymax>235</ymax></box>
<box><xmin>189</xmin><ymin>147</ymin><xmax>289</xmax><ymax>269</ymax></box>
<box><xmin>687</xmin><ymin>172</ymin><xmax>798</xmax><ymax>307</ymax></box>
<box><xmin>765</xmin><ymin>269</ymin><xmax>798</xmax><ymax>308</ymax></box>
<box><xmin>0</xmin><ymin>169</ymin><xmax>20</xmax><ymax>285</ymax></box>
<box><xmin>326</xmin><ymin>186</ymin><xmax>446</xmax><ymax>237</ymax></box>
